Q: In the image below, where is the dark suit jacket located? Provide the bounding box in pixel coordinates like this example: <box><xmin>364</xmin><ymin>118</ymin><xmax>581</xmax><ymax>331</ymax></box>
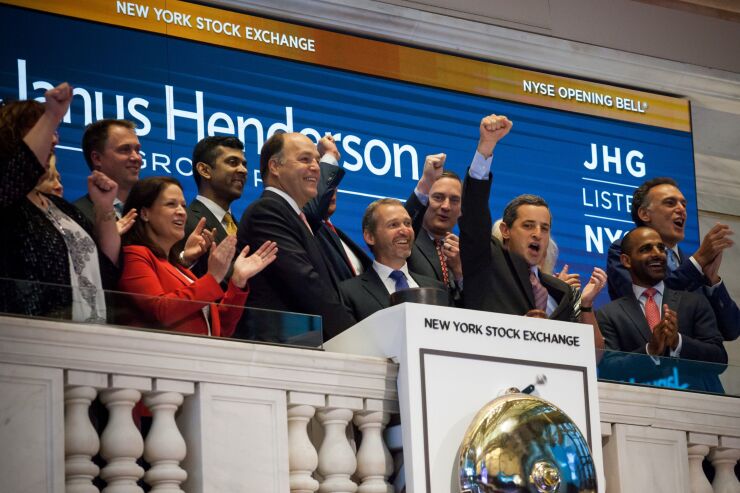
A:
<box><xmin>596</xmin><ymin>287</ymin><xmax>727</xmax><ymax>364</ymax></box>
<box><xmin>404</xmin><ymin>191</ymin><xmax>463</xmax><ymax>305</ymax></box>
<box><xmin>183</xmin><ymin>198</ymin><xmax>229</xmax><ymax>279</ymax></box>
<box><xmin>237</xmin><ymin>190</ymin><xmax>354</xmax><ymax>342</ymax></box>
<box><xmin>339</xmin><ymin>267</ymin><xmax>447</xmax><ymax>322</ymax></box>
<box><xmin>302</xmin><ymin>158</ymin><xmax>371</xmax><ymax>282</ymax></box>
<box><xmin>73</xmin><ymin>194</ymin><xmax>95</xmax><ymax>225</ymax></box>
<box><xmin>459</xmin><ymin>172</ymin><xmax>576</xmax><ymax>321</ymax></box>
<box><xmin>118</xmin><ymin>245</ymin><xmax>247</xmax><ymax>337</ymax></box>
<box><xmin>607</xmin><ymin>238</ymin><xmax>739</xmax><ymax>341</ymax></box>
<box><xmin>316</xmin><ymin>223</ymin><xmax>372</xmax><ymax>282</ymax></box>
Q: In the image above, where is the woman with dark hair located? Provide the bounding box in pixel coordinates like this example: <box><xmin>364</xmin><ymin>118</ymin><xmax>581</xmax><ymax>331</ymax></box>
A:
<box><xmin>118</xmin><ymin>176</ymin><xmax>277</xmax><ymax>336</ymax></box>
<box><xmin>0</xmin><ymin>83</ymin><xmax>121</xmax><ymax>321</ymax></box>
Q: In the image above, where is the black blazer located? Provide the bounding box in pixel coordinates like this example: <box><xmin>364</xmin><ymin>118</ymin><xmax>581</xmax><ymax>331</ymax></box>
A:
<box><xmin>237</xmin><ymin>190</ymin><xmax>354</xmax><ymax>342</ymax></box>
<box><xmin>183</xmin><ymin>198</ymin><xmax>229</xmax><ymax>278</ymax></box>
<box><xmin>596</xmin><ymin>287</ymin><xmax>727</xmax><ymax>364</ymax></box>
<box><xmin>316</xmin><ymin>223</ymin><xmax>372</xmax><ymax>282</ymax></box>
<box><xmin>339</xmin><ymin>267</ymin><xmax>446</xmax><ymax>322</ymax></box>
<box><xmin>459</xmin><ymin>172</ymin><xmax>575</xmax><ymax>321</ymax></box>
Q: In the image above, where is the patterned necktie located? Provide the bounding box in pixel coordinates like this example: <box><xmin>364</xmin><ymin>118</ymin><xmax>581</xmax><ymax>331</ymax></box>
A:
<box><xmin>434</xmin><ymin>238</ymin><xmax>450</xmax><ymax>285</ymax></box>
<box><xmin>298</xmin><ymin>211</ymin><xmax>314</xmax><ymax>236</ymax></box>
<box><xmin>223</xmin><ymin>212</ymin><xmax>238</xmax><ymax>236</ymax></box>
<box><xmin>665</xmin><ymin>248</ymin><xmax>679</xmax><ymax>272</ymax></box>
<box><xmin>389</xmin><ymin>270</ymin><xmax>409</xmax><ymax>292</ymax></box>
<box><xmin>529</xmin><ymin>270</ymin><xmax>548</xmax><ymax>311</ymax></box>
<box><xmin>643</xmin><ymin>287</ymin><xmax>660</xmax><ymax>331</ymax></box>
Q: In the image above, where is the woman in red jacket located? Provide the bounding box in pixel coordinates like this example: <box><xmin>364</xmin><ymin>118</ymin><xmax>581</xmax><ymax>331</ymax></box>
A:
<box><xmin>118</xmin><ymin>176</ymin><xmax>276</xmax><ymax>337</ymax></box>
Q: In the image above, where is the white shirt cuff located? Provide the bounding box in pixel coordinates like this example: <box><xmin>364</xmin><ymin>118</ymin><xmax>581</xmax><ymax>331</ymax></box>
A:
<box><xmin>669</xmin><ymin>334</ymin><xmax>682</xmax><ymax>357</ymax></box>
<box><xmin>468</xmin><ymin>151</ymin><xmax>493</xmax><ymax>180</ymax></box>
<box><xmin>320</xmin><ymin>154</ymin><xmax>338</xmax><ymax>166</ymax></box>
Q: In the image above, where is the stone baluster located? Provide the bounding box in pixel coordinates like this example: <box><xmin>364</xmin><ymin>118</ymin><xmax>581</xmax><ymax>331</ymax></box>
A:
<box><xmin>143</xmin><ymin>379</ymin><xmax>194</xmax><ymax>492</ymax></box>
<box><xmin>317</xmin><ymin>396</ymin><xmax>363</xmax><ymax>493</ymax></box>
<box><xmin>288</xmin><ymin>392</ymin><xmax>324</xmax><ymax>493</ymax></box>
<box><xmin>687</xmin><ymin>433</ymin><xmax>717</xmax><ymax>493</ymax></box>
<box><xmin>709</xmin><ymin>437</ymin><xmax>740</xmax><ymax>493</ymax></box>
<box><xmin>353</xmin><ymin>401</ymin><xmax>393</xmax><ymax>493</ymax></box>
<box><xmin>99</xmin><ymin>375</ymin><xmax>151</xmax><ymax>493</ymax></box>
<box><xmin>65</xmin><ymin>370</ymin><xmax>107</xmax><ymax>493</ymax></box>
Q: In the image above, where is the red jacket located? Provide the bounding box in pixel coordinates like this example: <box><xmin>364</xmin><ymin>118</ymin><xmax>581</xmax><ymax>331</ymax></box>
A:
<box><xmin>118</xmin><ymin>245</ymin><xmax>247</xmax><ymax>337</ymax></box>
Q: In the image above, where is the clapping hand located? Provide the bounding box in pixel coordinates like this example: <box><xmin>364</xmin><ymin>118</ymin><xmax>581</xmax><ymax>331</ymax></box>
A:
<box><xmin>648</xmin><ymin>305</ymin><xmax>678</xmax><ymax>356</ymax></box>
<box><xmin>579</xmin><ymin>267</ymin><xmax>607</xmax><ymax>307</ymax></box>
<box><xmin>230</xmin><ymin>240</ymin><xmax>278</xmax><ymax>288</ymax></box>
<box><xmin>182</xmin><ymin>217</ymin><xmax>215</xmax><ymax>265</ymax></box>
<box><xmin>117</xmin><ymin>208</ymin><xmax>137</xmax><ymax>235</ymax></box>
<box><xmin>556</xmin><ymin>264</ymin><xmax>581</xmax><ymax>290</ymax></box>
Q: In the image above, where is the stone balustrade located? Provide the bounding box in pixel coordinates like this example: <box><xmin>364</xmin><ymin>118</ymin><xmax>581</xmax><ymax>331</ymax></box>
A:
<box><xmin>0</xmin><ymin>315</ymin><xmax>737</xmax><ymax>492</ymax></box>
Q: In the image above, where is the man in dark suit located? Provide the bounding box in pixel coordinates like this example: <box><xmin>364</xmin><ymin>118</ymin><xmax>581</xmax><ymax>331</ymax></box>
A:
<box><xmin>404</xmin><ymin>153</ymin><xmax>464</xmax><ymax>305</ymax></box>
<box><xmin>75</xmin><ymin>119</ymin><xmax>141</xmax><ymax>229</ymax></box>
<box><xmin>237</xmin><ymin>132</ymin><xmax>354</xmax><ymax>342</ymax></box>
<box><xmin>183</xmin><ymin>136</ymin><xmax>247</xmax><ymax>277</ymax></box>
<box><xmin>605</xmin><ymin>177</ymin><xmax>738</xmax><ymax>341</ymax></box>
<box><xmin>303</xmin><ymin>135</ymin><xmax>372</xmax><ymax>282</ymax></box>
<box><xmin>596</xmin><ymin>227</ymin><xmax>726</xmax><ymax>392</ymax></box>
<box><xmin>340</xmin><ymin>199</ymin><xmax>445</xmax><ymax>321</ymax></box>
<box><xmin>459</xmin><ymin>114</ymin><xmax>579</xmax><ymax>321</ymax></box>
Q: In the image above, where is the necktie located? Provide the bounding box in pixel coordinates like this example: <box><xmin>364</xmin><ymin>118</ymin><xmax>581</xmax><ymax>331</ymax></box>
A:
<box><xmin>666</xmin><ymin>248</ymin><xmax>679</xmax><ymax>272</ymax></box>
<box><xmin>434</xmin><ymin>238</ymin><xmax>450</xmax><ymax>286</ymax></box>
<box><xmin>643</xmin><ymin>287</ymin><xmax>660</xmax><ymax>331</ymax></box>
<box><xmin>529</xmin><ymin>271</ymin><xmax>548</xmax><ymax>311</ymax></box>
<box><xmin>299</xmin><ymin>211</ymin><xmax>314</xmax><ymax>236</ymax></box>
<box><xmin>223</xmin><ymin>212</ymin><xmax>238</xmax><ymax>236</ymax></box>
<box><xmin>389</xmin><ymin>270</ymin><xmax>410</xmax><ymax>292</ymax></box>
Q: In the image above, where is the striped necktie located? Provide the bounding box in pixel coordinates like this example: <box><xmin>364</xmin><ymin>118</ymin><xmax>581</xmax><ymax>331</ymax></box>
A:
<box><xmin>530</xmin><ymin>271</ymin><xmax>548</xmax><ymax>312</ymax></box>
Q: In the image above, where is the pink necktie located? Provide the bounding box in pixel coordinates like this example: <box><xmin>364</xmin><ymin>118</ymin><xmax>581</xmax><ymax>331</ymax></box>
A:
<box><xmin>299</xmin><ymin>211</ymin><xmax>313</xmax><ymax>236</ymax></box>
<box><xmin>530</xmin><ymin>271</ymin><xmax>548</xmax><ymax>311</ymax></box>
<box><xmin>643</xmin><ymin>288</ymin><xmax>660</xmax><ymax>331</ymax></box>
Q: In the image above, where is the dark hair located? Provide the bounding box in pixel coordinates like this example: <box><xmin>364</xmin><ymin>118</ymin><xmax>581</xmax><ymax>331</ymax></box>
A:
<box><xmin>0</xmin><ymin>100</ymin><xmax>45</xmax><ymax>149</ymax></box>
<box><xmin>81</xmin><ymin>119</ymin><xmax>136</xmax><ymax>170</ymax></box>
<box><xmin>362</xmin><ymin>198</ymin><xmax>404</xmax><ymax>252</ymax></box>
<box><xmin>191</xmin><ymin>136</ymin><xmax>245</xmax><ymax>188</ymax></box>
<box><xmin>631</xmin><ymin>177</ymin><xmax>679</xmax><ymax>226</ymax></box>
<box><xmin>259</xmin><ymin>132</ymin><xmax>286</xmax><ymax>184</ymax></box>
<box><xmin>122</xmin><ymin>176</ymin><xmax>183</xmax><ymax>264</ymax></box>
<box><xmin>502</xmin><ymin>194</ymin><xmax>550</xmax><ymax>228</ymax></box>
<box><xmin>437</xmin><ymin>170</ymin><xmax>462</xmax><ymax>184</ymax></box>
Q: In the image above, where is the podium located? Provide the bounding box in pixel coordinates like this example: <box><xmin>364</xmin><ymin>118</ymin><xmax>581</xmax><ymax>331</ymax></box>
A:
<box><xmin>325</xmin><ymin>302</ymin><xmax>605</xmax><ymax>493</ymax></box>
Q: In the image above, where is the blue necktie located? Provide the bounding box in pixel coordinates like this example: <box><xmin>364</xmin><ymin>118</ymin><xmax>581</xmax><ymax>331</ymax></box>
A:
<box><xmin>389</xmin><ymin>270</ymin><xmax>409</xmax><ymax>292</ymax></box>
<box><xmin>666</xmin><ymin>248</ymin><xmax>679</xmax><ymax>272</ymax></box>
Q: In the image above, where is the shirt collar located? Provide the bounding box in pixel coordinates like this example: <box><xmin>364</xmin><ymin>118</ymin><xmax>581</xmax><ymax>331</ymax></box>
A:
<box><xmin>373</xmin><ymin>260</ymin><xmax>411</xmax><ymax>280</ymax></box>
<box><xmin>265</xmin><ymin>186</ymin><xmax>302</xmax><ymax>216</ymax></box>
<box><xmin>195</xmin><ymin>195</ymin><xmax>230</xmax><ymax>223</ymax></box>
<box><xmin>633</xmin><ymin>280</ymin><xmax>665</xmax><ymax>300</ymax></box>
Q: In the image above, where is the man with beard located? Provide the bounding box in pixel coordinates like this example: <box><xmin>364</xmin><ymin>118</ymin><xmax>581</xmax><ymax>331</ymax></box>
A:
<box><xmin>183</xmin><ymin>136</ymin><xmax>247</xmax><ymax>278</ymax></box>
<box><xmin>597</xmin><ymin>226</ymin><xmax>726</xmax><ymax>364</ymax></box>
<box><xmin>339</xmin><ymin>199</ymin><xmax>445</xmax><ymax>322</ymax></box>
<box><xmin>606</xmin><ymin>177</ymin><xmax>738</xmax><ymax>341</ymax></box>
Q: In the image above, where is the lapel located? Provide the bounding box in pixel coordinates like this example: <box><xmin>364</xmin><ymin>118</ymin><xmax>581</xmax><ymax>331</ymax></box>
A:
<box><xmin>361</xmin><ymin>269</ymin><xmax>392</xmax><ymax>309</ymax></box>
<box><xmin>416</xmin><ymin>231</ymin><xmax>443</xmax><ymax>279</ymax></box>
<box><xmin>620</xmin><ymin>294</ymin><xmax>653</xmax><ymax>344</ymax></box>
<box><xmin>503</xmin><ymin>246</ymin><xmax>535</xmax><ymax>307</ymax></box>
<box><xmin>159</xmin><ymin>257</ymin><xmax>192</xmax><ymax>287</ymax></box>
<box><xmin>335</xmin><ymin>227</ymin><xmax>372</xmax><ymax>269</ymax></box>
<box><xmin>191</xmin><ymin>199</ymin><xmax>228</xmax><ymax>242</ymax></box>
<box><xmin>663</xmin><ymin>287</ymin><xmax>682</xmax><ymax>323</ymax></box>
<box><xmin>540</xmin><ymin>274</ymin><xmax>568</xmax><ymax>319</ymax></box>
